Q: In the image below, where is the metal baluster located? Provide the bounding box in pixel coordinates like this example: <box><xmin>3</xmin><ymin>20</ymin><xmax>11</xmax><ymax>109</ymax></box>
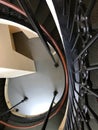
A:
<box><xmin>69</xmin><ymin>0</ymin><xmax>78</xmax><ymax>42</ymax></box>
<box><xmin>67</xmin><ymin>0</ymin><xmax>71</xmax><ymax>28</ymax></box>
<box><xmin>87</xmin><ymin>65</ymin><xmax>98</xmax><ymax>71</ymax></box>
<box><xmin>74</xmin><ymin>34</ymin><xmax>98</xmax><ymax>62</ymax></box>
<box><xmin>81</xmin><ymin>86</ymin><xmax>98</xmax><ymax>98</ymax></box>
<box><xmin>62</xmin><ymin>0</ymin><xmax>66</xmax><ymax>15</ymax></box>
<box><xmin>71</xmin><ymin>33</ymin><xmax>80</xmax><ymax>52</ymax></box>
<box><xmin>74</xmin><ymin>97</ymin><xmax>92</xmax><ymax>130</ymax></box>
<box><xmin>68</xmin><ymin>105</ymin><xmax>74</xmax><ymax>130</ymax></box>
<box><xmin>0</xmin><ymin>96</ymin><xmax>28</xmax><ymax>117</ymax></box>
<box><xmin>72</xmin><ymin>107</ymin><xmax>79</xmax><ymax>130</ymax></box>
<box><xmin>41</xmin><ymin>90</ymin><xmax>58</xmax><ymax>130</ymax></box>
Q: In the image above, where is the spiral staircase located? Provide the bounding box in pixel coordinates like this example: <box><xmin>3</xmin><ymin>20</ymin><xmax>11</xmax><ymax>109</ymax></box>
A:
<box><xmin>0</xmin><ymin>0</ymin><xmax>98</xmax><ymax>130</ymax></box>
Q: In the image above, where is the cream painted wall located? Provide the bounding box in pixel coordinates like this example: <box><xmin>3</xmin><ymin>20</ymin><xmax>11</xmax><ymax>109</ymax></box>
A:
<box><xmin>0</xmin><ymin>24</ymin><xmax>36</xmax><ymax>78</ymax></box>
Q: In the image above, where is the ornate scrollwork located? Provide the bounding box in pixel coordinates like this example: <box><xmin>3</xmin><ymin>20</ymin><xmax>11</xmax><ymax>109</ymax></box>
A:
<box><xmin>76</xmin><ymin>1</ymin><xmax>91</xmax><ymax>43</ymax></box>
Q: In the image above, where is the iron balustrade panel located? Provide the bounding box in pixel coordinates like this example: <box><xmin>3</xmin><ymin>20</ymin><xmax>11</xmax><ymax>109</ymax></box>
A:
<box><xmin>51</xmin><ymin>0</ymin><xmax>98</xmax><ymax>130</ymax></box>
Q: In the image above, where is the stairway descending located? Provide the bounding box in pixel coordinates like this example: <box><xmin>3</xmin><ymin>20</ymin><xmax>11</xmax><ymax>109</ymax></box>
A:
<box><xmin>0</xmin><ymin>0</ymin><xmax>98</xmax><ymax>130</ymax></box>
<box><xmin>0</xmin><ymin>1</ymin><xmax>65</xmax><ymax>129</ymax></box>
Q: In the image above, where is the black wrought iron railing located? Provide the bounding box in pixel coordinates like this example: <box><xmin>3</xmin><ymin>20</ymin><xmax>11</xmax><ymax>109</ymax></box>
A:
<box><xmin>0</xmin><ymin>0</ymin><xmax>98</xmax><ymax>130</ymax></box>
<box><xmin>51</xmin><ymin>0</ymin><xmax>98</xmax><ymax>130</ymax></box>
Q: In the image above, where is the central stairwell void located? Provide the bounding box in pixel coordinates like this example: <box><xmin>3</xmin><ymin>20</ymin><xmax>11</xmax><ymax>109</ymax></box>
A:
<box><xmin>0</xmin><ymin>14</ymin><xmax>68</xmax><ymax>129</ymax></box>
<box><xmin>4</xmin><ymin>25</ymin><xmax>65</xmax><ymax>117</ymax></box>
